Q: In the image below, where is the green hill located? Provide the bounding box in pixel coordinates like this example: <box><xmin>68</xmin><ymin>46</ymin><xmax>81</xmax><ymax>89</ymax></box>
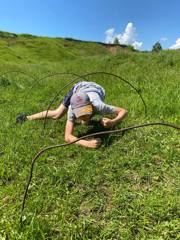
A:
<box><xmin>0</xmin><ymin>31</ymin><xmax>179</xmax><ymax>239</ymax></box>
<box><xmin>0</xmin><ymin>30</ymin><xmax>129</xmax><ymax>63</ymax></box>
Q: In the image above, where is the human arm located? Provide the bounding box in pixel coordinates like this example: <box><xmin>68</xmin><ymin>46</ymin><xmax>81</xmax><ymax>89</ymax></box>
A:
<box><xmin>64</xmin><ymin>120</ymin><xmax>102</xmax><ymax>148</ymax></box>
<box><xmin>100</xmin><ymin>107</ymin><xmax>128</xmax><ymax>128</ymax></box>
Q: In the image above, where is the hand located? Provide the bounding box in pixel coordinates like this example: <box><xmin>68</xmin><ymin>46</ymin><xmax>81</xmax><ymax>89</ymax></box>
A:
<box><xmin>87</xmin><ymin>138</ymin><xmax>102</xmax><ymax>148</ymax></box>
<box><xmin>100</xmin><ymin>118</ymin><xmax>114</xmax><ymax>128</ymax></box>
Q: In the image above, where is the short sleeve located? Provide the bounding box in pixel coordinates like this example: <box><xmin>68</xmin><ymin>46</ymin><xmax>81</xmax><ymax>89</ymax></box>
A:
<box><xmin>92</xmin><ymin>99</ymin><xmax>116</xmax><ymax>115</ymax></box>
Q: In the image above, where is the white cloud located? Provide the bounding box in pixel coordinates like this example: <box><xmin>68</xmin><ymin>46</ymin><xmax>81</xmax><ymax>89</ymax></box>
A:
<box><xmin>105</xmin><ymin>28</ymin><xmax>115</xmax><ymax>44</ymax></box>
<box><xmin>132</xmin><ymin>41</ymin><xmax>143</xmax><ymax>50</ymax></box>
<box><xmin>105</xmin><ymin>22</ymin><xmax>143</xmax><ymax>50</ymax></box>
<box><xmin>169</xmin><ymin>38</ymin><xmax>180</xmax><ymax>49</ymax></box>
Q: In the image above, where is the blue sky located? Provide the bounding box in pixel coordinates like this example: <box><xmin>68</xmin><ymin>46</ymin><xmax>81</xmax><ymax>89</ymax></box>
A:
<box><xmin>0</xmin><ymin>0</ymin><xmax>180</xmax><ymax>50</ymax></box>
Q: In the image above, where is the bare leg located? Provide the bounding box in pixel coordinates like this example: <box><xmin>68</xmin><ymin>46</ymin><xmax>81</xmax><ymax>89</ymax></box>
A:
<box><xmin>27</xmin><ymin>104</ymin><xmax>68</xmax><ymax>121</ymax></box>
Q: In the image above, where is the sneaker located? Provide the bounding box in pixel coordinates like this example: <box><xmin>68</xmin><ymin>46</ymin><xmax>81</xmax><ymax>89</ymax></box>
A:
<box><xmin>16</xmin><ymin>113</ymin><xmax>27</xmax><ymax>124</ymax></box>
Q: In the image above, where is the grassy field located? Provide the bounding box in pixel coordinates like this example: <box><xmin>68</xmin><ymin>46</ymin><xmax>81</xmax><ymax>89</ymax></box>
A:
<box><xmin>0</xmin><ymin>33</ymin><xmax>179</xmax><ymax>239</ymax></box>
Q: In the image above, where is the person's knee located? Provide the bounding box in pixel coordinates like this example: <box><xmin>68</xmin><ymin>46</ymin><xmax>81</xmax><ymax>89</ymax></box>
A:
<box><xmin>52</xmin><ymin>109</ymin><xmax>61</xmax><ymax>119</ymax></box>
<box><xmin>52</xmin><ymin>104</ymin><xmax>67</xmax><ymax>119</ymax></box>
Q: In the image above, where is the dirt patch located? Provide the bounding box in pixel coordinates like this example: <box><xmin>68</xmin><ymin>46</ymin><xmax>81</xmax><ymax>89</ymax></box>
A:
<box><xmin>103</xmin><ymin>44</ymin><xmax>127</xmax><ymax>54</ymax></box>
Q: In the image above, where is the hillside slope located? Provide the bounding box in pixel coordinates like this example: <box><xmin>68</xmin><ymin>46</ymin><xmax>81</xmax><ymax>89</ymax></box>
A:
<box><xmin>0</xmin><ymin>31</ymin><xmax>179</xmax><ymax>239</ymax></box>
<box><xmin>0</xmin><ymin>30</ymin><xmax>128</xmax><ymax>63</ymax></box>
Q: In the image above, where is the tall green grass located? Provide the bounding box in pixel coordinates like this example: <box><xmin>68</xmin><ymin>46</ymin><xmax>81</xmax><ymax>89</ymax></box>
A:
<box><xmin>0</xmin><ymin>46</ymin><xmax>179</xmax><ymax>239</ymax></box>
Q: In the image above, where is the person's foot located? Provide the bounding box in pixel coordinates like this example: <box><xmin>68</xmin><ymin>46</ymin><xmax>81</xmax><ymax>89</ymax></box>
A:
<box><xmin>16</xmin><ymin>113</ymin><xmax>27</xmax><ymax>124</ymax></box>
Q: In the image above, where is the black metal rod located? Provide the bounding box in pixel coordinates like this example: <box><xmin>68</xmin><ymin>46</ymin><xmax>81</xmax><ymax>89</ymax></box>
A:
<box><xmin>20</xmin><ymin>121</ymin><xmax>179</xmax><ymax>223</ymax></box>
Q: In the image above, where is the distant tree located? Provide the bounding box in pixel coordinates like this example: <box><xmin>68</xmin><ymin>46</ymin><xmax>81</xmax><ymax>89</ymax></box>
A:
<box><xmin>113</xmin><ymin>37</ymin><xmax>120</xmax><ymax>44</ymax></box>
<box><xmin>127</xmin><ymin>45</ymin><xmax>135</xmax><ymax>51</ymax></box>
<box><xmin>152</xmin><ymin>42</ymin><xmax>162</xmax><ymax>52</ymax></box>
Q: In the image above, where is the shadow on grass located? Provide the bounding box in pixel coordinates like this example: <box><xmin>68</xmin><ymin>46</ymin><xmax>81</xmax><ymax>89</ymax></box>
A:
<box><xmin>77</xmin><ymin>120</ymin><xmax>126</xmax><ymax>147</ymax></box>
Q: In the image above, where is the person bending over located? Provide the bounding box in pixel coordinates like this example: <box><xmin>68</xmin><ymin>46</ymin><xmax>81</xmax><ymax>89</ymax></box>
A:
<box><xmin>16</xmin><ymin>81</ymin><xmax>128</xmax><ymax>148</ymax></box>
